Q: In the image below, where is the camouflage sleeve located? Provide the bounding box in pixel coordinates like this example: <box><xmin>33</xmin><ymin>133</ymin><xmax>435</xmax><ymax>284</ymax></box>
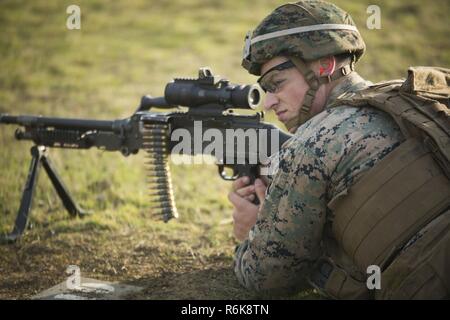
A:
<box><xmin>234</xmin><ymin>142</ymin><xmax>330</xmax><ymax>296</ymax></box>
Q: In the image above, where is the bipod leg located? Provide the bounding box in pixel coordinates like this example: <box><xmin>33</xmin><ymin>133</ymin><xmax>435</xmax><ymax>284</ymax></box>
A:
<box><xmin>1</xmin><ymin>146</ymin><xmax>43</xmax><ymax>243</ymax></box>
<box><xmin>1</xmin><ymin>146</ymin><xmax>88</xmax><ymax>244</ymax></box>
<box><xmin>40</xmin><ymin>150</ymin><xmax>88</xmax><ymax>218</ymax></box>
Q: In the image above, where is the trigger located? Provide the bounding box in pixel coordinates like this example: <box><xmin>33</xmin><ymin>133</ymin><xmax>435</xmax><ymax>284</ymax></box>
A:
<box><xmin>218</xmin><ymin>165</ymin><xmax>238</xmax><ymax>181</ymax></box>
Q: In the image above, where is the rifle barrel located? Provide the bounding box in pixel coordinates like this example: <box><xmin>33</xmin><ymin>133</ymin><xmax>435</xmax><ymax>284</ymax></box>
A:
<box><xmin>0</xmin><ymin>114</ymin><xmax>118</xmax><ymax>131</ymax></box>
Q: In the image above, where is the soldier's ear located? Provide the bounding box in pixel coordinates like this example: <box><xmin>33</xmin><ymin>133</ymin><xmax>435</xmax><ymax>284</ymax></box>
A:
<box><xmin>318</xmin><ymin>56</ymin><xmax>336</xmax><ymax>77</ymax></box>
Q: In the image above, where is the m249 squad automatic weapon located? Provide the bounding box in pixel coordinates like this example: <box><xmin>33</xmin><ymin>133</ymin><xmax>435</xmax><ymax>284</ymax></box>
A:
<box><xmin>0</xmin><ymin>67</ymin><xmax>291</xmax><ymax>242</ymax></box>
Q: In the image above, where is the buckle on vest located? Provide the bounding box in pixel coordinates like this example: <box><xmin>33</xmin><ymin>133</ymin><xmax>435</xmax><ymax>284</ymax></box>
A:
<box><xmin>341</xmin><ymin>65</ymin><xmax>351</xmax><ymax>76</ymax></box>
<box><xmin>309</xmin><ymin>257</ymin><xmax>334</xmax><ymax>290</ymax></box>
<box><xmin>308</xmin><ymin>257</ymin><xmax>368</xmax><ymax>299</ymax></box>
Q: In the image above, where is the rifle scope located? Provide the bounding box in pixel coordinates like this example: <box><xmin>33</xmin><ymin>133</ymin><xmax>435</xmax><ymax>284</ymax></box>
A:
<box><xmin>164</xmin><ymin>81</ymin><xmax>262</xmax><ymax>110</ymax></box>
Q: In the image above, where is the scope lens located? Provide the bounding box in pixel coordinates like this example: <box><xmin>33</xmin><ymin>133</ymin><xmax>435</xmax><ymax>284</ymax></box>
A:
<box><xmin>248</xmin><ymin>87</ymin><xmax>261</xmax><ymax>108</ymax></box>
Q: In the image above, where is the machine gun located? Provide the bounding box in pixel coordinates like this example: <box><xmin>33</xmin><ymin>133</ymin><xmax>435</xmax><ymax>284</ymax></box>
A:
<box><xmin>0</xmin><ymin>67</ymin><xmax>291</xmax><ymax>242</ymax></box>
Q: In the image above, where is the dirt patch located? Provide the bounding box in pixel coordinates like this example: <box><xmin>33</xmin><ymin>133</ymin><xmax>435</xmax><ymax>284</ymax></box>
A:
<box><xmin>0</xmin><ymin>228</ymin><xmax>257</xmax><ymax>300</ymax></box>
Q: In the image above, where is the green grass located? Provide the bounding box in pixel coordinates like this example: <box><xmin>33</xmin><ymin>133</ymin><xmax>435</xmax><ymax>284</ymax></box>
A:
<box><xmin>0</xmin><ymin>0</ymin><xmax>449</xmax><ymax>299</ymax></box>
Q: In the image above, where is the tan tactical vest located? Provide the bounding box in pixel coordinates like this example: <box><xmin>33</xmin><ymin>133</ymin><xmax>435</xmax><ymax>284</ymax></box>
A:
<box><xmin>309</xmin><ymin>66</ymin><xmax>450</xmax><ymax>299</ymax></box>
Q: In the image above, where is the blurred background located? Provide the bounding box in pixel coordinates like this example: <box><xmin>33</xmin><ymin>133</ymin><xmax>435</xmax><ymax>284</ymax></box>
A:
<box><xmin>0</xmin><ymin>0</ymin><xmax>449</xmax><ymax>299</ymax></box>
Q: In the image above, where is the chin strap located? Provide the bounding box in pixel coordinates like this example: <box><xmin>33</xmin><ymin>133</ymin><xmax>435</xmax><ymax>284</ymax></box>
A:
<box><xmin>285</xmin><ymin>56</ymin><xmax>354</xmax><ymax>132</ymax></box>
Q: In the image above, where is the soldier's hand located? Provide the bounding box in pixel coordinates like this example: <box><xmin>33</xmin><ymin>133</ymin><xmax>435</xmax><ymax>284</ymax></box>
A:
<box><xmin>228</xmin><ymin>177</ymin><xmax>267</xmax><ymax>241</ymax></box>
<box><xmin>231</xmin><ymin>176</ymin><xmax>255</xmax><ymax>202</ymax></box>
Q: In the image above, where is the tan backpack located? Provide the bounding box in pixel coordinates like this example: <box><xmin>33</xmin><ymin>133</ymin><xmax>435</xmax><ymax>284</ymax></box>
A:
<box><xmin>316</xmin><ymin>66</ymin><xmax>450</xmax><ymax>299</ymax></box>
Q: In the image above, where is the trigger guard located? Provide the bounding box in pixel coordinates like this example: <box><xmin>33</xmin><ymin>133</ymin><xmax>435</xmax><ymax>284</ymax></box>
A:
<box><xmin>218</xmin><ymin>164</ymin><xmax>238</xmax><ymax>181</ymax></box>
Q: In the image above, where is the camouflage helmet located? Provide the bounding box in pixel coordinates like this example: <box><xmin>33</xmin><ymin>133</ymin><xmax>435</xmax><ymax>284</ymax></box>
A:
<box><xmin>242</xmin><ymin>0</ymin><xmax>366</xmax><ymax>75</ymax></box>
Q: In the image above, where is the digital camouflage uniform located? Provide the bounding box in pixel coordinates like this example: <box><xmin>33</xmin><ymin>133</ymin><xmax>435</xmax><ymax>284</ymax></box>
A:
<box><xmin>234</xmin><ymin>72</ymin><xmax>405</xmax><ymax>295</ymax></box>
<box><xmin>236</xmin><ymin>0</ymin><xmax>449</xmax><ymax>298</ymax></box>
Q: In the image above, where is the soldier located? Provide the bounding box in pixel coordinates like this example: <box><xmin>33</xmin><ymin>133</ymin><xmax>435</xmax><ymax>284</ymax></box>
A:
<box><xmin>228</xmin><ymin>0</ymin><xmax>450</xmax><ymax>299</ymax></box>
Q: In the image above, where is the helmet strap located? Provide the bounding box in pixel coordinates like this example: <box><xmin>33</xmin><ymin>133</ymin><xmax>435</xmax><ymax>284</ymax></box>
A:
<box><xmin>286</xmin><ymin>56</ymin><xmax>354</xmax><ymax>132</ymax></box>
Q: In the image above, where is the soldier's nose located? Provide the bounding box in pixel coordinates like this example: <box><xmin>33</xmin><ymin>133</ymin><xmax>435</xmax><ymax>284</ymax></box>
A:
<box><xmin>263</xmin><ymin>92</ymin><xmax>279</xmax><ymax>111</ymax></box>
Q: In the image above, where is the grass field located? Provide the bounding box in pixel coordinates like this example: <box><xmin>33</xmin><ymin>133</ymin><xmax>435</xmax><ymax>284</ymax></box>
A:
<box><xmin>0</xmin><ymin>0</ymin><xmax>449</xmax><ymax>299</ymax></box>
